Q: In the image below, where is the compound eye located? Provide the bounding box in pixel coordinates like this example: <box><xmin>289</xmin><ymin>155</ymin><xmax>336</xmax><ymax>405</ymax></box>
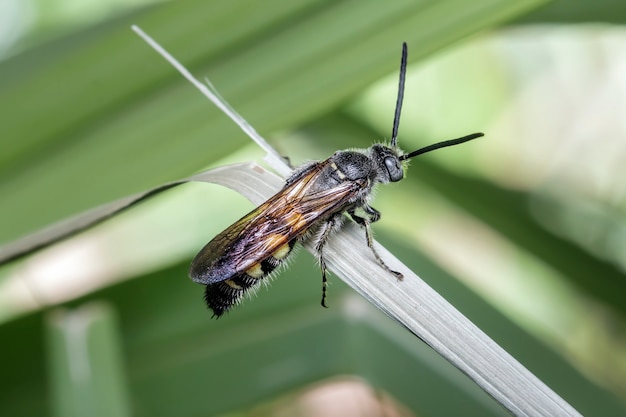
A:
<box><xmin>384</xmin><ymin>156</ymin><xmax>403</xmax><ymax>182</ymax></box>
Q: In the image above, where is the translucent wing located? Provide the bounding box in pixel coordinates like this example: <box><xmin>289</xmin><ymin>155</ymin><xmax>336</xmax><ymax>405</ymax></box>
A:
<box><xmin>189</xmin><ymin>161</ymin><xmax>364</xmax><ymax>284</ymax></box>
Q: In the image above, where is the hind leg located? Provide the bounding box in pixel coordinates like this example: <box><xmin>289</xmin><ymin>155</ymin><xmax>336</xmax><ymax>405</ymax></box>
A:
<box><xmin>313</xmin><ymin>214</ymin><xmax>343</xmax><ymax>308</ymax></box>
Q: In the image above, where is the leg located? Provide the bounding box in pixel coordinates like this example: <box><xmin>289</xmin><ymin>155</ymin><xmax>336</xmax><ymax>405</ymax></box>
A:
<box><xmin>349</xmin><ymin>206</ymin><xmax>402</xmax><ymax>280</ymax></box>
<box><xmin>348</xmin><ymin>205</ymin><xmax>380</xmax><ymax>225</ymax></box>
<box><xmin>282</xmin><ymin>155</ymin><xmax>293</xmax><ymax>169</ymax></box>
<box><xmin>363</xmin><ymin>222</ymin><xmax>403</xmax><ymax>280</ymax></box>
<box><xmin>362</xmin><ymin>205</ymin><xmax>381</xmax><ymax>223</ymax></box>
<box><xmin>314</xmin><ymin>214</ymin><xmax>341</xmax><ymax>308</ymax></box>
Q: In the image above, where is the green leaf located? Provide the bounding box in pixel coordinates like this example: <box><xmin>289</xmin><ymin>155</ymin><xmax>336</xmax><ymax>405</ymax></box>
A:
<box><xmin>0</xmin><ymin>0</ymin><xmax>548</xmax><ymax>244</ymax></box>
<box><xmin>514</xmin><ymin>0</ymin><xmax>626</xmax><ymax>24</ymax></box>
<box><xmin>47</xmin><ymin>304</ymin><xmax>131</xmax><ymax>417</ymax></box>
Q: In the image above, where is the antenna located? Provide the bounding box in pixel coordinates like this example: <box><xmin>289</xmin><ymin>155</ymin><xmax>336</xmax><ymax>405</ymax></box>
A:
<box><xmin>391</xmin><ymin>42</ymin><xmax>407</xmax><ymax>148</ymax></box>
<box><xmin>399</xmin><ymin>133</ymin><xmax>484</xmax><ymax>161</ymax></box>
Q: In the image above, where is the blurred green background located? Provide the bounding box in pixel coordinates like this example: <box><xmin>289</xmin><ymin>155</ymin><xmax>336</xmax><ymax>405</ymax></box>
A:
<box><xmin>1</xmin><ymin>0</ymin><xmax>625</xmax><ymax>416</ymax></box>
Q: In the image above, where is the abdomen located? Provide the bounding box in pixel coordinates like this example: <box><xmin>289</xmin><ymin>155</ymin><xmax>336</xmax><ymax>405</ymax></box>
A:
<box><xmin>204</xmin><ymin>239</ymin><xmax>297</xmax><ymax>317</ymax></box>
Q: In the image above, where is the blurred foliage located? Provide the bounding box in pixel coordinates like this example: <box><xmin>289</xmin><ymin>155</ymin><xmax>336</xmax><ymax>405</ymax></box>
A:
<box><xmin>1</xmin><ymin>0</ymin><xmax>626</xmax><ymax>416</ymax></box>
<box><xmin>518</xmin><ymin>0</ymin><xmax>626</xmax><ymax>24</ymax></box>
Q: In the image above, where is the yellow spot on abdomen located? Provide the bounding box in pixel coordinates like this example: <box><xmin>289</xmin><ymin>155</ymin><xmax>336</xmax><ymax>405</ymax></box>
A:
<box><xmin>272</xmin><ymin>243</ymin><xmax>292</xmax><ymax>260</ymax></box>
<box><xmin>246</xmin><ymin>263</ymin><xmax>264</xmax><ymax>279</ymax></box>
<box><xmin>225</xmin><ymin>279</ymin><xmax>243</xmax><ymax>289</ymax></box>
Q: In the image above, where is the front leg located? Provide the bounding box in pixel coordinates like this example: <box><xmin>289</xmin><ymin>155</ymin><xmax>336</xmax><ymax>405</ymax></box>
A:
<box><xmin>348</xmin><ymin>205</ymin><xmax>403</xmax><ymax>280</ymax></box>
<box><xmin>348</xmin><ymin>204</ymin><xmax>381</xmax><ymax>225</ymax></box>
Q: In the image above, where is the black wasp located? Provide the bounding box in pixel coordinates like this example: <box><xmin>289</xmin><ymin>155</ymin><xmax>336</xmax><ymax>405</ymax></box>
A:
<box><xmin>189</xmin><ymin>43</ymin><xmax>483</xmax><ymax>317</ymax></box>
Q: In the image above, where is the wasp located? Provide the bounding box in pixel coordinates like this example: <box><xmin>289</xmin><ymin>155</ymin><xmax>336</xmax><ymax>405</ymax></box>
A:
<box><xmin>189</xmin><ymin>43</ymin><xmax>483</xmax><ymax>317</ymax></box>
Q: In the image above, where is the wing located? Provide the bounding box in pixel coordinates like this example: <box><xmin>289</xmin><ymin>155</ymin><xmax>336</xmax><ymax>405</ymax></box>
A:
<box><xmin>189</xmin><ymin>161</ymin><xmax>364</xmax><ymax>284</ymax></box>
